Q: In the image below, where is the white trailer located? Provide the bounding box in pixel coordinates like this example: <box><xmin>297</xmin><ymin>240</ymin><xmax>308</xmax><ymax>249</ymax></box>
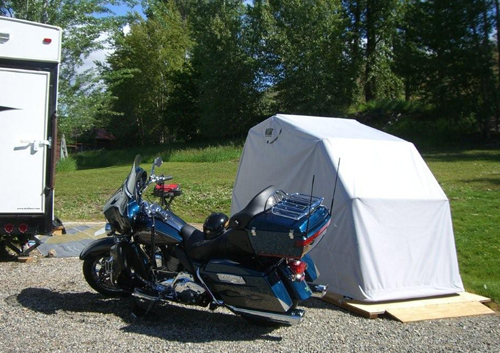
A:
<box><xmin>0</xmin><ymin>17</ymin><xmax>62</xmax><ymax>256</ymax></box>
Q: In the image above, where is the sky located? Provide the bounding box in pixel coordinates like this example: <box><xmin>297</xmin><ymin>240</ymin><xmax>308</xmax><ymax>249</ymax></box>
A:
<box><xmin>80</xmin><ymin>3</ymin><xmax>143</xmax><ymax>72</ymax></box>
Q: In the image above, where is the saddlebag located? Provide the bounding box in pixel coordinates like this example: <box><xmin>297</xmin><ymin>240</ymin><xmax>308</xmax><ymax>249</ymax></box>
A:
<box><xmin>200</xmin><ymin>259</ymin><xmax>293</xmax><ymax>313</ymax></box>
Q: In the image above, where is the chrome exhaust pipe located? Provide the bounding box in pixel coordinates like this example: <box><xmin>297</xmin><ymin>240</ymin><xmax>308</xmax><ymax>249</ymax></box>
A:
<box><xmin>132</xmin><ymin>290</ymin><xmax>159</xmax><ymax>301</ymax></box>
<box><xmin>308</xmin><ymin>283</ymin><xmax>328</xmax><ymax>298</ymax></box>
<box><xmin>228</xmin><ymin>306</ymin><xmax>305</xmax><ymax>326</ymax></box>
<box><xmin>132</xmin><ymin>288</ymin><xmax>160</xmax><ymax>301</ymax></box>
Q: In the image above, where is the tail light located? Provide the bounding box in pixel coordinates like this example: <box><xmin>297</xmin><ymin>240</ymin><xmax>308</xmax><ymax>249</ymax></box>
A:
<box><xmin>288</xmin><ymin>259</ymin><xmax>307</xmax><ymax>281</ymax></box>
<box><xmin>295</xmin><ymin>219</ymin><xmax>331</xmax><ymax>247</ymax></box>
<box><xmin>4</xmin><ymin>223</ymin><xmax>14</xmax><ymax>234</ymax></box>
<box><xmin>18</xmin><ymin>223</ymin><xmax>28</xmax><ymax>233</ymax></box>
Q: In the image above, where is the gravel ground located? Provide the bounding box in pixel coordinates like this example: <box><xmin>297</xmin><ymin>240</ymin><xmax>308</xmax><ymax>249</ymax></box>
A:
<box><xmin>0</xmin><ymin>257</ymin><xmax>499</xmax><ymax>353</ymax></box>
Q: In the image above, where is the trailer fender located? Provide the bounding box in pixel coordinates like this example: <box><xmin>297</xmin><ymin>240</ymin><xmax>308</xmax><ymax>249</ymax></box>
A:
<box><xmin>79</xmin><ymin>237</ymin><xmax>115</xmax><ymax>260</ymax></box>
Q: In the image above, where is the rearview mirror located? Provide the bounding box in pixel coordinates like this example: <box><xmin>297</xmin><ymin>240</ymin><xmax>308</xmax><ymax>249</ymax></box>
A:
<box><xmin>154</xmin><ymin>156</ymin><xmax>163</xmax><ymax>167</ymax></box>
<box><xmin>151</xmin><ymin>156</ymin><xmax>163</xmax><ymax>176</ymax></box>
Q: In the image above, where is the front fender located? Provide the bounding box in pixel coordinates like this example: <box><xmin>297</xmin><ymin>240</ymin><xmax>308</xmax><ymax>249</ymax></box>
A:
<box><xmin>79</xmin><ymin>237</ymin><xmax>115</xmax><ymax>260</ymax></box>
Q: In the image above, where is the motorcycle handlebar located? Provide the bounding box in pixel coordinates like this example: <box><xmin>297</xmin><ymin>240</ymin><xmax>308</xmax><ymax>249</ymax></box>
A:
<box><xmin>159</xmin><ymin>175</ymin><xmax>173</xmax><ymax>183</ymax></box>
<box><xmin>149</xmin><ymin>174</ymin><xmax>173</xmax><ymax>185</ymax></box>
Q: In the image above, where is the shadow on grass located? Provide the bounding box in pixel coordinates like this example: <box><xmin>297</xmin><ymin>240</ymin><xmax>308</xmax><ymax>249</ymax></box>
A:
<box><xmin>423</xmin><ymin>150</ymin><xmax>500</xmax><ymax>163</ymax></box>
<box><xmin>460</xmin><ymin>177</ymin><xmax>500</xmax><ymax>186</ymax></box>
<box><xmin>15</xmin><ymin>287</ymin><xmax>281</xmax><ymax>343</ymax></box>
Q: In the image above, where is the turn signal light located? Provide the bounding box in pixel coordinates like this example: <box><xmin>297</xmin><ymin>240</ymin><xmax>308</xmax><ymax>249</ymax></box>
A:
<box><xmin>4</xmin><ymin>223</ymin><xmax>14</xmax><ymax>234</ymax></box>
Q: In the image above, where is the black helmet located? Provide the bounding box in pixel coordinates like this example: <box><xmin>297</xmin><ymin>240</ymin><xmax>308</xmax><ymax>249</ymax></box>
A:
<box><xmin>203</xmin><ymin>212</ymin><xmax>229</xmax><ymax>239</ymax></box>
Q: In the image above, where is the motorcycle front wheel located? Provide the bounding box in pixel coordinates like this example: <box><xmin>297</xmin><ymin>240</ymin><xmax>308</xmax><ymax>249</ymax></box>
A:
<box><xmin>83</xmin><ymin>252</ymin><xmax>130</xmax><ymax>297</ymax></box>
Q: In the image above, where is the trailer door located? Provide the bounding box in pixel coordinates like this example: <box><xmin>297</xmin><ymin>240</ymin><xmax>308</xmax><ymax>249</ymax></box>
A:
<box><xmin>0</xmin><ymin>68</ymin><xmax>51</xmax><ymax>214</ymax></box>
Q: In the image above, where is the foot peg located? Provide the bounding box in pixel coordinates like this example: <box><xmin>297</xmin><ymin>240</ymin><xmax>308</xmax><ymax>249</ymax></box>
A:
<box><xmin>308</xmin><ymin>283</ymin><xmax>328</xmax><ymax>298</ymax></box>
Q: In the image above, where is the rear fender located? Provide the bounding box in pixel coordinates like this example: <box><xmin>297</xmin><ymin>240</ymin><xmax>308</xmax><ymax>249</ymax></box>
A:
<box><xmin>302</xmin><ymin>254</ymin><xmax>319</xmax><ymax>282</ymax></box>
<box><xmin>79</xmin><ymin>237</ymin><xmax>114</xmax><ymax>260</ymax></box>
<box><xmin>278</xmin><ymin>263</ymin><xmax>312</xmax><ymax>301</ymax></box>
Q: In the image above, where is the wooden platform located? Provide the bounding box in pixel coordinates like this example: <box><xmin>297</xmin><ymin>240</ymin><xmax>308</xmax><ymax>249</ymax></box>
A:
<box><xmin>323</xmin><ymin>292</ymin><xmax>495</xmax><ymax>322</ymax></box>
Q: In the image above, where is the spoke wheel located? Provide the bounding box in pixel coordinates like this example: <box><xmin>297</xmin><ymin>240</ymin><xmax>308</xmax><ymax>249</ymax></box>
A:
<box><xmin>83</xmin><ymin>253</ymin><xmax>130</xmax><ymax>297</ymax></box>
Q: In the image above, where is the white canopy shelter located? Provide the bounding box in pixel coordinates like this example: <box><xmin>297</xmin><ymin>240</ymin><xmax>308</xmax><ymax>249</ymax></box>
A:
<box><xmin>231</xmin><ymin>114</ymin><xmax>464</xmax><ymax>302</ymax></box>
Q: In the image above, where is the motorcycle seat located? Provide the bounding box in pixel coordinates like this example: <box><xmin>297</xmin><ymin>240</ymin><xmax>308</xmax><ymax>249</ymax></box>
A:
<box><xmin>228</xmin><ymin>185</ymin><xmax>278</xmax><ymax>230</ymax></box>
<box><xmin>179</xmin><ymin>224</ymin><xmax>252</xmax><ymax>262</ymax></box>
<box><xmin>180</xmin><ymin>224</ymin><xmax>225</xmax><ymax>261</ymax></box>
<box><xmin>180</xmin><ymin>224</ymin><xmax>203</xmax><ymax>243</ymax></box>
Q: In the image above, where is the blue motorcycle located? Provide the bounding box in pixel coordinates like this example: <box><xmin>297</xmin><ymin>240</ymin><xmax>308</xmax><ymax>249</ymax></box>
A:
<box><xmin>80</xmin><ymin>155</ymin><xmax>331</xmax><ymax>326</ymax></box>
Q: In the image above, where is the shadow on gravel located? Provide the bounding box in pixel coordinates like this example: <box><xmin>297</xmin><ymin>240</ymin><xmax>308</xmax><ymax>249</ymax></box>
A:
<box><xmin>15</xmin><ymin>287</ymin><xmax>281</xmax><ymax>343</ymax></box>
<box><xmin>121</xmin><ymin>301</ymin><xmax>282</xmax><ymax>343</ymax></box>
<box><xmin>299</xmin><ymin>297</ymin><xmax>379</xmax><ymax>320</ymax></box>
<box><xmin>15</xmin><ymin>288</ymin><xmax>130</xmax><ymax>318</ymax></box>
<box><xmin>300</xmin><ymin>298</ymin><xmax>339</xmax><ymax>310</ymax></box>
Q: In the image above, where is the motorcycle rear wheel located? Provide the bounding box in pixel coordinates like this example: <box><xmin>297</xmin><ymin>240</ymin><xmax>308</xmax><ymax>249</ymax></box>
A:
<box><xmin>83</xmin><ymin>253</ymin><xmax>130</xmax><ymax>297</ymax></box>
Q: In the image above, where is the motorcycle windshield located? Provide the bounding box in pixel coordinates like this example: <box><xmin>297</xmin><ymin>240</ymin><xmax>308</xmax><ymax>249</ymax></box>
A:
<box><xmin>124</xmin><ymin>154</ymin><xmax>141</xmax><ymax>199</ymax></box>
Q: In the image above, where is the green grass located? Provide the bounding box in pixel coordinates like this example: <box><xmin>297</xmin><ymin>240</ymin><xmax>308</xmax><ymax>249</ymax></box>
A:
<box><xmin>55</xmin><ymin>146</ymin><xmax>500</xmax><ymax>305</ymax></box>
<box><xmin>72</xmin><ymin>140</ymin><xmax>243</xmax><ymax>170</ymax></box>
<box><xmin>55</xmin><ymin>156</ymin><xmax>77</xmax><ymax>173</ymax></box>
<box><xmin>424</xmin><ymin>150</ymin><xmax>500</xmax><ymax>305</ymax></box>
<box><xmin>54</xmin><ymin>160</ymin><xmax>239</xmax><ymax>223</ymax></box>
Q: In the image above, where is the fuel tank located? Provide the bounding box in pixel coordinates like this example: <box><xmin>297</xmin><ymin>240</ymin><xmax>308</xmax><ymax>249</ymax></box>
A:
<box><xmin>134</xmin><ymin>211</ymin><xmax>185</xmax><ymax>246</ymax></box>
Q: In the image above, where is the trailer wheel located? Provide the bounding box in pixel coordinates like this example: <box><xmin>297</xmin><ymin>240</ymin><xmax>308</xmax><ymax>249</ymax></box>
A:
<box><xmin>83</xmin><ymin>253</ymin><xmax>130</xmax><ymax>297</ymax></box>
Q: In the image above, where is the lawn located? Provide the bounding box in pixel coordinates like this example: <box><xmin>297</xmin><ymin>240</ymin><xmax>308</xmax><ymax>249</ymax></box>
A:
<box><xmin>54</xmin><ymin>147</ymin><xmax>500</xmax><ymax>305</ymax></box>
<box><xmin>54</xmin><ymin>160</ymin><xmax>239</xmax><ymax>222</ymax></box>
<box><xmin>423</xmin><ymin>150</ymin><xmax>500</xmax><ymax>306</ymax></box>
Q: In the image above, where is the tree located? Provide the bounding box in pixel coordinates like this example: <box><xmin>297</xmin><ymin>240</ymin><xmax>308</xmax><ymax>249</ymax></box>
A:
<box><xmin>188</xmin><ymin>0</ymin><xmax>264</xmax><ymax>138</ymax></box>
<box><xmin>492</xmin><ymin>0</ymin><xmax>500</xmax><ymax>132</ymax></box>
<box><xmin>394</xmin><ymin>0</ymin><xmax>497</xmax><ymax>138</ymax></box>
<box><xmin>0</xmin><ymin>0</ymin><xmax>135</xmax><ymax>139</ymax></box>
<box><xmin>106</xmin><ymin>1</ymin><xmax>192</xmax><ymax>144</ymax></box>
<box><xmin>364</xmin><ymin>0</ymin><xmax>402</xmax><ymax>101</ymax></box>
<box><xmin>252</xmin><ymin>0</ymin><xmax>358</xmax><ymax>115</ymax></box>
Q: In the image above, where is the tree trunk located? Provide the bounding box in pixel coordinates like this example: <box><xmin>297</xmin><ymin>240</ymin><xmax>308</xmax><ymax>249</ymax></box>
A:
<box><xmin>351</xmin><ymin>1</ymin><xmax>362</xmax><ymax>68</ymax></box>
<box><xmin>405</xmin><ymin>79</ymin><xmax>411</xmax><ymax>101</ymax></box>
<box><xmin>481</xmin><ymin>2</ymin><xmax>492</xmax><ymax>139</ymax></box>
<box><xmin>365</xmin><ymin>0</ymin><xmax>376</xmax><ymax>102</ymax></box>
<box><xmin>495</xmin><ymin>0</ymin><xmax>500</xmax><ymax>133</ymax></box>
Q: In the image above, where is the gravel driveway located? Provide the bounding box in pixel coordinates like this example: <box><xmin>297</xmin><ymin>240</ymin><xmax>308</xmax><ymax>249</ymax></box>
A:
<box><xmin>0</xmin><ymin>257</ymin><xmax>499</xmax><ymax>353</ymax></box>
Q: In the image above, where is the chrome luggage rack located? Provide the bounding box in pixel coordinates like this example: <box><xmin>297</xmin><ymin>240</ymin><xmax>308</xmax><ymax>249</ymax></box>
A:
<box><xmin>271</xmin><ymin>192</ymin><xmax>324</xmax><ymax>220</ymax></box>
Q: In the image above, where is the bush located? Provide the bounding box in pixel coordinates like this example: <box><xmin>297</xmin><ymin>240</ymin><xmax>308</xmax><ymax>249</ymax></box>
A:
<box><xmin>385</xmin><ymin>115</ymin><xmax>478</xmax><ymax>149</ymax></box>
<box><xmin>350</xmin><ymin>99</ymin><xmax>480</xmax><ymax>149</ymax></box>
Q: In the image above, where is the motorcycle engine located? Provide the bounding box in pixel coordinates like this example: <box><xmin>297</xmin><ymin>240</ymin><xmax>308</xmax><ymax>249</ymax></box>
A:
<box><xmin>173</xmin><ymin>274</ymin><xmax>209</xmax><ymax>306</ymax></box>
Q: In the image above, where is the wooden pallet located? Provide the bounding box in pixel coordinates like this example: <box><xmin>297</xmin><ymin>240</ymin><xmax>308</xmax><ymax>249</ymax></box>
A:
<box><xmin>323</xmin><ymin>292</ymin><xmax>495</xmax><ymax>322</ymax></box>
<box><xmin>17</xmin><ymin>256</ymin><xmax>34</xmax><ymax>263</ymax></box>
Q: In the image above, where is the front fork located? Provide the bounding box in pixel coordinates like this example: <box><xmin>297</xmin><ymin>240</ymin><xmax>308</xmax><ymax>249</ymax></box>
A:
<box><xmin>109</xmin><ymin>240</ymin><xmax>152</xmax><ymax>290</ymax></box>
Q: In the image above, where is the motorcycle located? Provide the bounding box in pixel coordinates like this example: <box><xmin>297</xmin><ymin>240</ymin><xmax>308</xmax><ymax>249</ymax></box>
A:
<box><xmin>80</xmin><ymin>155</ymin><xmax>331</xmax><ymax>326</ymax></box>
